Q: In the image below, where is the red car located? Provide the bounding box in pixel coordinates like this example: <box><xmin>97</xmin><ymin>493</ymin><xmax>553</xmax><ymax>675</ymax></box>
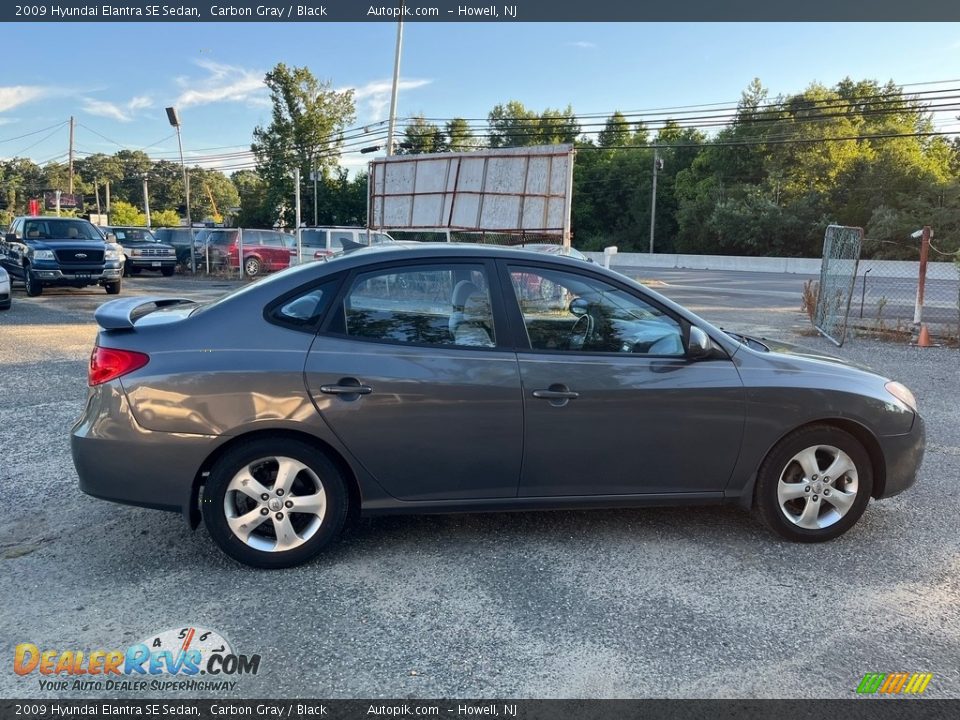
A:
<box><xmin>197</xmin><ymin>229</ymin><xmax>295</xmax><ymax>277</ymax></box>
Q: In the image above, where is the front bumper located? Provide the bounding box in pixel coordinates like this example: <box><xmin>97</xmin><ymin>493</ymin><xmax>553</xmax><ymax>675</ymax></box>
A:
<box><xmin>877</xmin><ymin>413</ymin><xmax>925</xmax><ymax>498</ymax></box>
<box><xmin>32</xmin><ymin>266</ymin><xmax>122</xmax><ymax>285</ymax></box>
<box><xmin>127</xmin><ymin>257</ymin><xmax>176</xmax><ymax>269</ymax></box>
<box><xmin>71</xmin><ymin>381</ymin><xmax>217</xmax><ymax>520</ymax></box>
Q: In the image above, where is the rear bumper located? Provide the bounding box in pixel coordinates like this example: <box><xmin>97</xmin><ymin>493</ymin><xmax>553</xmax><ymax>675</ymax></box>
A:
<box><xmin>71</xmin><ymin>382</ymin><xmax>216</xmax><ymax>519</ymax></box>
<box><xmin>877</xmin><ymin>413</ymin><xmax>925</xmax><ymax>498</ymax></box>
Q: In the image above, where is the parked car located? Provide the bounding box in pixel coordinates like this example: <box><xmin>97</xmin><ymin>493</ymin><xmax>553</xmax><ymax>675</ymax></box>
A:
<box><xmin>153</xmin><ymin>227</ymin><xmax>201</xmax><ymax>265</ymax></box>
<box><xmin>0</xmin><ymin>265</ymin><xmax>10</xmax><ymax>309</ymax></box>
<box><xmin>1</xmin><ymin>216</ymin><xmax>123</xmax><ymax>296</ymax></box>
<box><xmin>297</xmin><ymin>227</ymin><xmax>395</xmax><ymax>263</ymax></box>
<box><xmin>100</xmin><ymin>226</ymin><xmax>177</xmax><ymax>277</ymax></box>
<box><xmin>195</xmin><ymin>228</ymin><xmax>294</xmax><ymax>276</ymax></box>
<box><xmin>72</xmin><ymin>244</ymin><xmax>924</xmax><ymax>568</ymax></box>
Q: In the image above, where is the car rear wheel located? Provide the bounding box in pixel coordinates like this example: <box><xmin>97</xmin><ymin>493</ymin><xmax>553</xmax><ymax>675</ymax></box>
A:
<box><xmin>244</xmin><ymin>257</ymin><xmax>262</xmax><ymax>277</ymax></box>
<box><xmin>202</xmin><ymin>438</ymin><xmax>348</xmax><ymax>568</ymax></box>
<box><xmin>755</xmin><ymin>425</ymin><xmax>873</xmax><ymax>542</ymax></box>
<box><xmin>23</xmin><ymin>266</ymin><xmax>42</xmax><ymax>297</ymax></box>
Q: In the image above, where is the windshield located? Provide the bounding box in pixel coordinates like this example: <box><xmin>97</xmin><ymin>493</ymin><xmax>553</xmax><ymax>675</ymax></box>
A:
<box><xmin>24</xmin><ymin>219</ymin><xmax>102</xmax><ymax>241</ymax></box>
<box><xmin>111</xmin><ymin>228</ymin><xmax>158</xmax><ymax>244</ymax></box>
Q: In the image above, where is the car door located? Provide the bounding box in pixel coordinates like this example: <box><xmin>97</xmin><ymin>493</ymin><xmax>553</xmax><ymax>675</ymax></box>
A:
<box><xmin>2</xmin><ymin>219</ymin><xmax>25</xmax><ymax>279</ymax></box>
<box><xmin>500</xmin><ymin>261</ymin><xmax>745</xmax><ymax>498</ymax></box>
<box><xmin>304</xmin><ymin>259</ymin><xmax>523</xmax><ymax>501</ymax></box>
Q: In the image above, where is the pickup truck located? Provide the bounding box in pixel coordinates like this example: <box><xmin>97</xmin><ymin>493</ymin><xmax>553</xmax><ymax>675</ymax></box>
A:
<box><xmin>1</xmin><ymin>216</ymin><xmax>123</xmax><ymax>296</ymax></box>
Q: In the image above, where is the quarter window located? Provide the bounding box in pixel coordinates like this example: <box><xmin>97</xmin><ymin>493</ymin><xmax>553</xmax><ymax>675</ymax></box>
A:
<box><xmin>508</xmin><ymin>266</ymin><xmax>684</xmax><ymax>355</ymax></box>
<box><xmin>269</xmin><ymin>278</ymin><xmax>340</xmax><ymax>329</ymax></box>
<box><xmin>339</xmin><ymin>263</ymin><xmax>496</xmax><ymax>347</ymax></box>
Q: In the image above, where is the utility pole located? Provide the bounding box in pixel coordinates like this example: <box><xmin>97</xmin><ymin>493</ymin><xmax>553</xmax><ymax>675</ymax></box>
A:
<box><xmin>105</xmin><ymin>181</ymin><xmax>111</xmax><ymax>222</ymax></box>
<box><xmin>94</xmin><ymin>178</ymin><xmax>102</xmax><ymax>218</ymax></box>
<box><xmin>68</xmin><ymin>116</ymin><xmax>75</xmax><ymax>194</ymax></box>
<box><xmin>312</xmin><ymin>162</ymin><xmax>318</xmax><ymax>226</ymax></box>
<box><xmin>143</xmin><ymin>175</ymin><xmax>151</xmax><ymax>228</ymax></box>
<box><xmin>648</xmin><ymin>144</ymin><xmax>660</xmax><ymax>254</ymax></box>
<box><xmin>385</xmin><ymin>13</ymin><xmax>404</xmax><ymax>156</ymax></box>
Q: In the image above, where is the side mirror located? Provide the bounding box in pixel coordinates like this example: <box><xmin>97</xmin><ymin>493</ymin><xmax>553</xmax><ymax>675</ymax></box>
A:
<box><xmin>105</xmin><ymin>233</ymin><xmax>117</xmax><ymax>243</ymax></box>
<box><xmin>687</xmin><ymin>326</ymin><xmax>713</xmax><ymax>359</ymax></box>
<box><xmin>569</xmin><ymin>297</ymin><xmax>590</xmax><ymax>317</ymax></box>
<box><xmin>5</xmin><ymin>234</ymin><xmax>17</xmax><ymax>243</ymax></box>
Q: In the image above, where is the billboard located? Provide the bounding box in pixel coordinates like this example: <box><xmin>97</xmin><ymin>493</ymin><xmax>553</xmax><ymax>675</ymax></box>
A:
<box><xmin>368</xmin><ymin>144</ymin><xmax>575</xmax><ymax>245</ymax></box>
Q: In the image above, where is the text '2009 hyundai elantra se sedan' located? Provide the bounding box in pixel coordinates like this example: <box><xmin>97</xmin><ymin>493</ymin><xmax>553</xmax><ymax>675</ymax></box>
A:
<box><xmin>71</xmin><ymin>244</ymin><xmax>924</xmax><ymax>568</ymax></box>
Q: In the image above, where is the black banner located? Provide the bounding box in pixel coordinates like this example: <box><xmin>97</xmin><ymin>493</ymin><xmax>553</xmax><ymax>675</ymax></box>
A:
<box><xmin>1</xmin><ymin>700</ymin><xmax>957</xmax><ymax>720</ymax></box>
<box><xmin>3</xmin><ymin>0</ymin><xmax>960</xmax><ymax>22</ymax></box>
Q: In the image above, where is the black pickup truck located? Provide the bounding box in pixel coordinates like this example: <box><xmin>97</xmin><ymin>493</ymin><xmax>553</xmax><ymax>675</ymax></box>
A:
<box><xmin>1</xmin><ymin>216</ymin><xmax>123</xmax><ymax>296</ymax></box>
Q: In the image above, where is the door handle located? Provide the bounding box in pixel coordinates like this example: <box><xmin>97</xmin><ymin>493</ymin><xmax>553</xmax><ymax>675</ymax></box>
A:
<box><xmin>320</xmin><ymin>380</ymin><xmax>372</xmax><ymax>396</ymax></box>
<box><xmin>532</xmin><ymin>387</ymin><xmax>579</xmax><ymax>401</ymax></box>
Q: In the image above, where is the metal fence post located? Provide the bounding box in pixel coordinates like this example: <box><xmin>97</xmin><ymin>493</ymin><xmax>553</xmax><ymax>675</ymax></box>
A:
<box><xmin>913</xmin><ymin>226</ymin><xmax>931</xmax><ymax>324</ymax></box>
<box><xmin>859</xmin><ymin>267</ymin><xmax>871</xmax><ymax>319</ymax></box>
<box><xmin>238</xmin><ymin>227</ymin><xmax>244</xmax><ymax>279</ymax></box>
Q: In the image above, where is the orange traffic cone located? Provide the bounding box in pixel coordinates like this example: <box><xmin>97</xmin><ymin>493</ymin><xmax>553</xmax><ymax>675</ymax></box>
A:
<box><xmin>917</xmin><ymin>324</ymin><xmax>932</xmax><ymax>348</ymax></box>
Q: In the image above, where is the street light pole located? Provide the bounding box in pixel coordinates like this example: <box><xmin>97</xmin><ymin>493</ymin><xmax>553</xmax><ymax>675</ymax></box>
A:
<box><xmin>166</xmin><ymin>106</ymin><xmax>195</xmax><ymax>272</ymax></box>
<box><xmin>385</xmin><ymin>14</ymin><xmax>404</xmax><ymax>156</ymax></box>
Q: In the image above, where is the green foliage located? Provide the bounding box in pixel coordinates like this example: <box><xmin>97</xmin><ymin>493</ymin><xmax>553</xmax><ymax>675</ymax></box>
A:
<box><xmin>488</xmin><ymin>100</ymin><xmax>579</xmax><ymax>147</ymax></box>
<box><xmin>251</xmin><ymin>63</ymin><xmax>356</xmax><ymax>226</ymax></box>
<box><xmin>150</xmin><ymin>209</ymin><xmax>181</xmax><ymax>228</ymax></box>
<box><xmin>109</xmin><ymin>200</ymin><xmax>146</xmax><ymax>226</ymax></box>
<box><xmin>398</xmin><ymin>116</ymin><xmax>446</xmax><ymax>154</ymax></box>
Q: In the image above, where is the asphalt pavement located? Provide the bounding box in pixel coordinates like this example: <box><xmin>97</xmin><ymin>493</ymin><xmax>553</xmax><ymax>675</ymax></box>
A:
<box><xmin>0</xmin><ymin>269</ymin><xmax>958</xmax><ymax>699</ymax></box>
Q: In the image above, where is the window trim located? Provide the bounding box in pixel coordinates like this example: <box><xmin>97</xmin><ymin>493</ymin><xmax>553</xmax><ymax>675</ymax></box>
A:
<box><xmin>496</xmin><ymin>259</ymin><xmax>697</xmax><ymax>359</ymax></box>
<box><xmin>262</xmin><ymin>272</ymin><xmax>345</xmax><ymax>334</ymax></box>
<box><xmin>318</xmin><ymin>257</ymin><xmax>510</xmax><ymax>352</ymax></box>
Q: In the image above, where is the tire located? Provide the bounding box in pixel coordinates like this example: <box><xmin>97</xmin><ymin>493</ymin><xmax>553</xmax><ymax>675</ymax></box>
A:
<box><xmin>161</xmin><ymin>266</ymin><xmax>175</xmax><ymax>277</ymax></box>
<box><xmin>23</xmin><ymin>266</ymin><xmax>42</xmax><ymax>297</ymax></box>
<box><xmin>130</xmin><ymin>267</ymin><xmax>141</xmax><ymax>275</ymax></box>
<box><xmin>0</xmin><ymin>300</ymin><xmax>10</xmax><ymax>311</ymax></box>
<box><xmin>243</xmin><ymin>256</ymin><xmax>262</xmax><ymax>277</ymax></box>
<box><xmin>202</xmin><ymin>438</ymin><xmax>349</xmax><ymax>568</ymax></box>
<box><xmin>123</xmin><ymin>258</ymin><xmax>132</xmax><ymax>277</ymax></box>
<box><xmin>754</xmin><ymin>424</ymin><xmax>873</xmax><ymax>543</ymax></box>
<box><xmin>105</xmin><ymin>279</ymin><xmax>122</xmax><ymax>295</ymax></box>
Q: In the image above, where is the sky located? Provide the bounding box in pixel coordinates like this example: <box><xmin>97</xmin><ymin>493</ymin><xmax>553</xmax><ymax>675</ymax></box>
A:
<box><xmin>1</xmin><ymin>21</ymin><xmax>959</xmax><ymax>175</ymax></box>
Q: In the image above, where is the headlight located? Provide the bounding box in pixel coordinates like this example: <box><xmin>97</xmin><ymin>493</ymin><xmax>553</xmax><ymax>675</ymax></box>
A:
<box><xmin>885</xmin><ymin>381</ymin><xmax>918</xmax><ymax>412</ymax></box>
<box><xmin>105</xmin><ymin>249</ymin><xmax>121</xmax><ymax>261</ymax></box>
<box><xmin>131</xmin><ymin>249</ymin><xmax>142</xmax><ymax>256</ymax></box>
<box><xmin>32</xmin><ymin>250</ymin><xmax>55</xmax><ymax>260</ymax></box>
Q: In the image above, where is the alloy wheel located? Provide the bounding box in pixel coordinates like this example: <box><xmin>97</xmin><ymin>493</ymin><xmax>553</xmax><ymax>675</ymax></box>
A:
<box><xmin>776</xmin><ymin>444</ymin><xmax>859</xmax><ymax>530</ymax></box>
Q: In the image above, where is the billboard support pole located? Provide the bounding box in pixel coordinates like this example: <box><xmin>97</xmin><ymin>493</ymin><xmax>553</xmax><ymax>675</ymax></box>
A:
<box><xmin>562</xmin><ymin>147</ymin><xmax>575</xmax><ymax>248</ymax></box>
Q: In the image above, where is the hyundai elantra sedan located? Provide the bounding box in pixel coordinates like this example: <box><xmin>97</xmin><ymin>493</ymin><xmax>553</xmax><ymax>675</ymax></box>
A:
<box><xmin>72</xmin><ymin>244</ymin><xmax>924</xmax><ymax>568</ymax></box>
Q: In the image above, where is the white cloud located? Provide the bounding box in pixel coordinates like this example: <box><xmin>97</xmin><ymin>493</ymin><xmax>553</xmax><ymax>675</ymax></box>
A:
<box><xmin>344</xmin><ymin>78</ymin><xmax>433</xmax><ymax>121</ymax></box>
<box><xmin>81</xmin><ymin>95</ymin><xmax>155</xmax><ymax>122</ymax></box>
<box><xmin>0</xmin><ymin>85</ymin><xmax>47</xmax><ymax>112</ymax></box>
<box><xmin>566</xmin><ymin>41</ymin><xmax>596</xmax><ymax>49</ymax></box>
<box><xmin>175</xmin><ymin>59</ymin><xmax>267</xmax><ymax>108</ymax></box>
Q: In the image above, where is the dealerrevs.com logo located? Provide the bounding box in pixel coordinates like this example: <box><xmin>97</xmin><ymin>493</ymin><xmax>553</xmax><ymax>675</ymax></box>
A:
<box><xmin>14</xmin><ymin>627</ymin><xmax>260</xmax><ymax>692</ymax></box>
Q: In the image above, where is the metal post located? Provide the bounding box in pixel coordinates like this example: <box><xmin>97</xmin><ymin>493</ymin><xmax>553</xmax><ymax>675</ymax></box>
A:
<box><xmin>143</xmin><ymin>176</ymin><xmax>151</xmax><ymax>228</ymax></box>
<box><xmin>55</xmin><ymin>190</ymin><xmax>61</xmax><ymax>216</ymax></box>
<box><xmin>385</xmin><ymin>14</ymin><xmax>404</xmax><ymax>156</ymax></box>
<box><xmin>913</xmin><ymin>226</ymin><xmax>931</xmax><ymax>324</ymax></box>
<box><xmin>174</xmin><ymin>124</ymin><xmax>195</xmax><ymax>273</ymax></box>
<box><xmin>68</xmin><ymin>116</ymin><xmax>75</xmax><ymax>194</ymax></box>
<box><xmin>859</xmin><ymin>267</ymin><xmax>872</xmax><ymax>319</ymax></box>
<box><xmin>312</xmin><ymin>164</ymin><xmax>318</xmax><ymax>226</ymax></box>
<box><xmin>294</xmin><ymin>168</ymin><xmax>302</xmax><ymax>264</ymax></box>
<box><xmin>105</xmin><ymin>181</ymin><xmax>111</xmax><ymax>219</ymax></box>
<box><xmin>562</xmin><ymin>147</ymin><xmax>575</xmax><ymax>249</ymax></box>
<box><xmin>238</xmin><ymin>227</ymin><xmax>244</xmax><ymax>279</ymax></box>
<box><xmin>649</xmin><ymin>145</ymin><xmax>659</xmax><ymax>254</ymax></box>
<box><xmin>94</xmin><ymin>178</ymin><xmax>101</xmax><ymax>219</ymax></box>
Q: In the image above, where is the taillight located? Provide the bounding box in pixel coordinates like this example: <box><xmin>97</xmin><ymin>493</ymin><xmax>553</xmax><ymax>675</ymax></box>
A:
<box><xmin>89</xmin><ymin>346</ymin><xmax>149</xmax><ymax>386</ymax></box>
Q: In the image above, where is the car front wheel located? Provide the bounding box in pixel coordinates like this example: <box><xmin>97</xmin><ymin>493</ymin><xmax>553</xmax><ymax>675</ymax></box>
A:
<box><xmin>754</xmin><ymin>425</ymin><xmax>873</xmax><ymax>542</ymax></box>
<box><xmin>23</xmin><ymin>265</ymin><xmax>42</xmax><ymax>297</ymax></box>
<box><xmin>202</xmin><ymin>438</ymin><xmax>349</xmax><ymax>568</ymax></box>
<box><xmin>105</xmin><ymin>279</ymin><xmax>122</xmax><ymax>295</ymax></box>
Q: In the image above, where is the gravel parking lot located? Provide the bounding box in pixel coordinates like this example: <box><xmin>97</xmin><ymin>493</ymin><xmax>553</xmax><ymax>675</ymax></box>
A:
<box><xmin>0</xmin><ymin>269</ymin><xmax>958</xmax><ymax>699</ymax></box>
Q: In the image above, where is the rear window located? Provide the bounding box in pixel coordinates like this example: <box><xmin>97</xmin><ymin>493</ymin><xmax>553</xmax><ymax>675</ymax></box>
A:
<box><xmin>202</xmin><ymin>230</ymin><xmax>237</xmax><ymax>246</ymax></box>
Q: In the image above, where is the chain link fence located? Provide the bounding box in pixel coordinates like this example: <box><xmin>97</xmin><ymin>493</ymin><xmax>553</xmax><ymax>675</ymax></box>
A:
<box><xmin>814</xmin><ymin>225</ymin><xmax>863</xmax><ymax>346</ymax></box>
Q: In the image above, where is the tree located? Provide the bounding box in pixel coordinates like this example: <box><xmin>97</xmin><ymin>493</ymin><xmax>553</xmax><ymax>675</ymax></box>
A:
<box><xmin>232</xmin><ymin>170</ymin><xmax>273</xmax><ymax>228</ymax></box>
<box><xmin>251</xmin><ymin>63</ymin><xmax>356</xmax><ymax>226</ymax></box>
<box><xmin>445</xmin><ymin>118</ymin><xmax>478</xmax><ymax>151</ymax></box>
<box><xmin>398</xmin><ymin>116</ymin><xmax>446</xmax><ymax>154</ymax></box>
<box><xmin>597</xmin><ymin>112</ymin><xmax>631</xmax><ymax>148</ymax></box>
<box><xmin>150</xmin><ymin>209</ymin><xmax>181</xmax><ymax>227</ymax></box>
<box><xmin>110</xmin><ymin>200</ymin><xmax>146</xmax><ymax>226</ymax></box>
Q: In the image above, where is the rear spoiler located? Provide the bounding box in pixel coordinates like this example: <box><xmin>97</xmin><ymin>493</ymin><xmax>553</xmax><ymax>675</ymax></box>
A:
<box><xmin>94</xmin><ymin>296</ymin><xmax>197</xmax><ymax>330</ymax></box>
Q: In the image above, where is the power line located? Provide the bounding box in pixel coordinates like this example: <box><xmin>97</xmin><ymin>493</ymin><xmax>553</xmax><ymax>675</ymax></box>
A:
<box><xmin>0</xmin><ymin>120</ymin><xmax>69</xmax><ymax>145</ymax></box>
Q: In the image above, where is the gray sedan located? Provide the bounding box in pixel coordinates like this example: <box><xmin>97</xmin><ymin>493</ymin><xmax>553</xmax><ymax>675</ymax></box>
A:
<box><xmin>71</xmin><ymin>244</ymin><xmax>924</xmax><ymax>568</ymax></box>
